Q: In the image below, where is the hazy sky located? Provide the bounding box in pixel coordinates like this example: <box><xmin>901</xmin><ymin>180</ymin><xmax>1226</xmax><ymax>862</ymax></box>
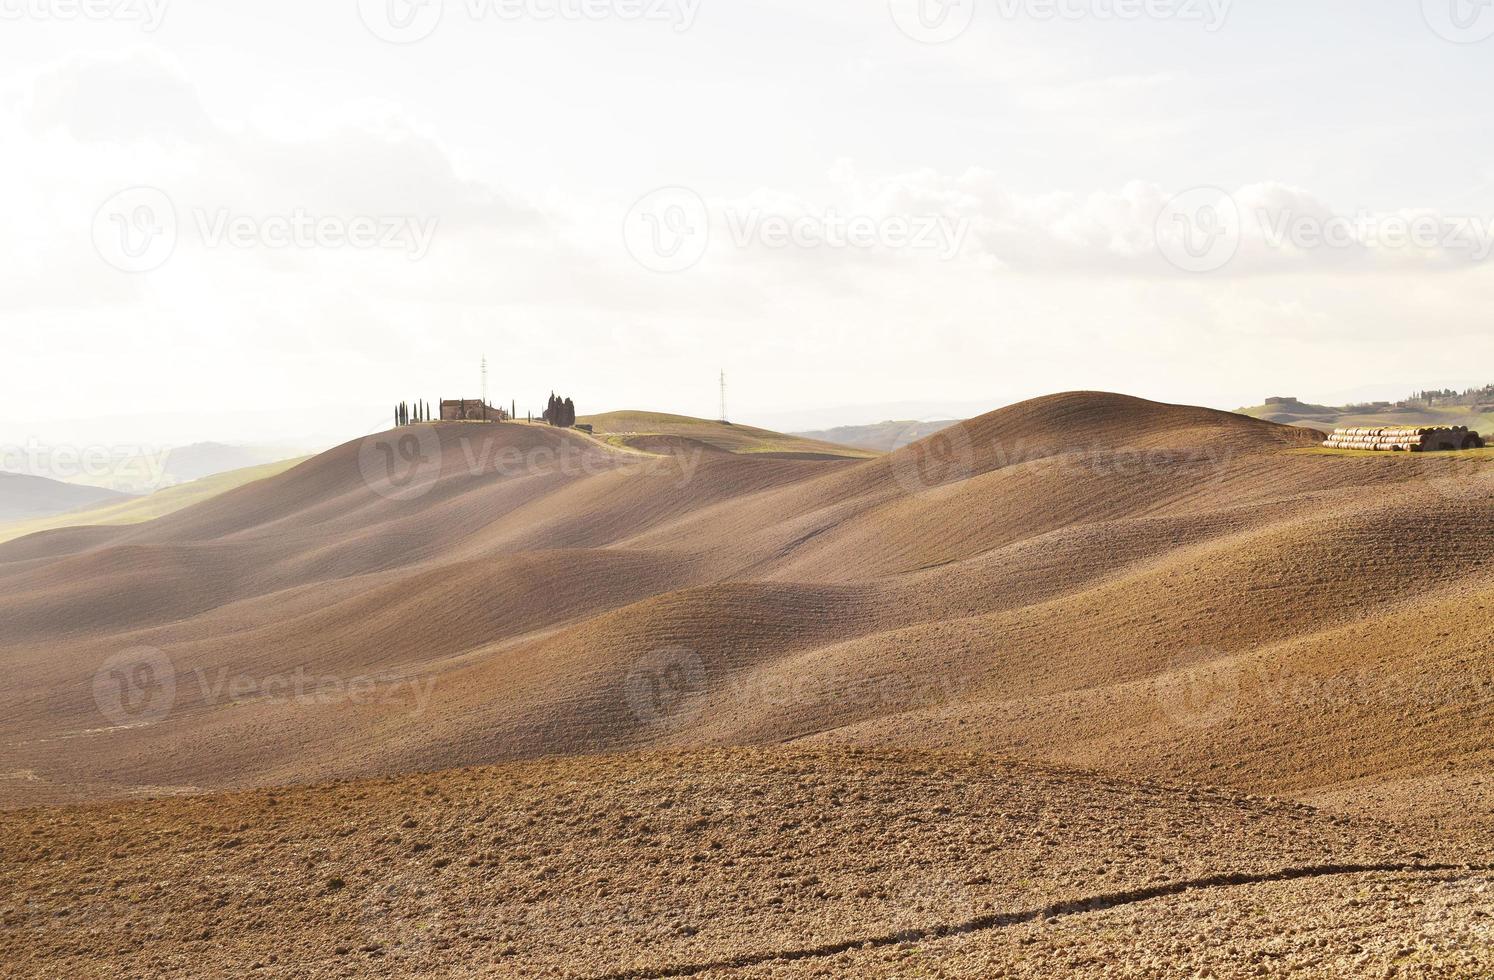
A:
<box><xmin>4</xmin><ymin>0</ymin><xmax>1493</xmax><ymax>448</ymax></box>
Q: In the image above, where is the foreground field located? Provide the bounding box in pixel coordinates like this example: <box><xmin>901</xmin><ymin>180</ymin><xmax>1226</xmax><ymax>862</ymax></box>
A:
<box><xmin>3</xmin><ymin>749</ymin><xmax>1488</xmax><ymax>980</ymax></box>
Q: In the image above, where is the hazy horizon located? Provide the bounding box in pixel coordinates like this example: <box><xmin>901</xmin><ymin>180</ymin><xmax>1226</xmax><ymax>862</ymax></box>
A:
<box><xmin>7</xmin><ymin>377</ymin><xmax>1494</xmax><ymax>457</ymax></box>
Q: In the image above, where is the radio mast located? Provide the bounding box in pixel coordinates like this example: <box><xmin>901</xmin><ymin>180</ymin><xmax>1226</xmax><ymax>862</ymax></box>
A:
<box><xmin>719</xmin><ymin>370</ymin><xmax>728</xmax><ymax>423</ymax></box>
<box><xmin>481</xmin><ymin>354</ymin><xmax>488</xmax><ymax>409</ymax></box>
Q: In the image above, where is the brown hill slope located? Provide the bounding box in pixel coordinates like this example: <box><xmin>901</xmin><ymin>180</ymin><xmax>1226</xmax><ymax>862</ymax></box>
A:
<box><xmin>579</xmin><ymin>410</ymin><xmax>877</xmax><ymax>459</ymax></box>
<box><xmin>0</xmin><ymin>395</ymin><xmax>1488</xmax><ymax>829</ymax></box>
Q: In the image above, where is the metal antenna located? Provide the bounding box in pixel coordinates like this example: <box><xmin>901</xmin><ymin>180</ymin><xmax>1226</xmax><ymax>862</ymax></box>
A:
<box><xmin>481</xmin><ymin>354</ymin><xmax>488</xmax><ymax>410</ymax></box>
<box><xmin>719</xmin><ymin>369</ymin><xmax>727</xmax><ymax>422</ymax></box>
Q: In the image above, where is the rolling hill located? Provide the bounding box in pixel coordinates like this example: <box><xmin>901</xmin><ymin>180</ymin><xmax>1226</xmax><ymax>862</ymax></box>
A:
<box><xmin>578</xmin><ymin>410</ymin><xmax>878</xmax><ymax>459</ymax></box>
<box><xmin>0</xmin><ymin>473</ymin><xmax>132</xmax><ymax>523</ymax></box>
<box><xmin>792</xmin><ymin>419</ymin><xmax>963</xmax><ymax>453</ymax></box>
<box><xmin>0</xmin><ymin>456</ymin><xmax>310</xmax><ymax>546</ymax></box>
<box><xmin>1</xmin><ymin>392</ymin><xmax>1490</xmax><ymax>977</ymax></box>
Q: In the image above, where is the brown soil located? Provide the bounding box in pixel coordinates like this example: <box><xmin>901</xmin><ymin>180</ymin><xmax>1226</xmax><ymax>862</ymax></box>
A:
<box><xmin>1</xmin><ymin>391</ymin><xmax>1489</xmax><ymax>977</ymax></box>
<box><xmin>3</xmin><ymin>750</ymin><xmax>1488</xmax><ymax>979</ymax></box>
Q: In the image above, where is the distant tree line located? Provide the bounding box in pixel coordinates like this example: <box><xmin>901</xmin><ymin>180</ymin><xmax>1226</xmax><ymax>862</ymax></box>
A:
<box><xmin>1405</xmin><ymin>385</ymin><xmax>1494</xmax><ymax>407</ymax></box>
<box><xmin>395</xmin><ymin>400</ymin><xmax>434</xmax><ymax>426</ymax></box>
<box><xmin>543</xmin><ymin>392</ymin><xmax>577</xmax><ymax>428</ymax></box>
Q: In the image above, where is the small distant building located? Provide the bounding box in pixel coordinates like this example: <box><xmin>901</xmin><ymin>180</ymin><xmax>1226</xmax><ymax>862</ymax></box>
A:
<box><xmin>441</xmin><ymin>399</ymin><xmax>508</xmax><ymax>422</ymax></box>
<box><xmin>1323</xmin><ymin>426</ymin><xmax>1484</xmax><ymax>452</ymax></box>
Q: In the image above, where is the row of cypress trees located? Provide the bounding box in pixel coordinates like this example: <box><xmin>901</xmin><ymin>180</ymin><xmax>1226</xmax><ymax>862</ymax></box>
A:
<box><xmin>395</xmin><ymin>400</ymin><xmax>436</xmax><ymax>426</ymax></box>
<box><xmin>543</xmin><ymin>392</ymin><xmax>576</xmax><ymax>428</ymax></box>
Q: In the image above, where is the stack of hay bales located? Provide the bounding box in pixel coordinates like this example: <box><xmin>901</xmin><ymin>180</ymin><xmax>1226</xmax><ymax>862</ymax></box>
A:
<box><xmin>1323</xmin><ymin>426</ymin><xmax>1485</xmax><ymax>452</ymax></box>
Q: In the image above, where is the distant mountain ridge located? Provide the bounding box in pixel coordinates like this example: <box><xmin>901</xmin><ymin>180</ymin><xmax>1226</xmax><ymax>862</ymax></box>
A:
<box><xmin>0</xmin><ymin>473</ymin><xmax>133</xmax><ymax>523</ymax></box>
<box><xmin>5</xmin><ymin>441</ymin><xmax>310</xmax><ymax>494</ymax></box>
<box><xmin>0</xmin><ymin>457</ymin><xmax>309</xmax><ymax>546</ymax></box>
<box><xmin>791</xmin><ymin>419</ymin><xmax>962</xmax><ymax>453</ymax></box>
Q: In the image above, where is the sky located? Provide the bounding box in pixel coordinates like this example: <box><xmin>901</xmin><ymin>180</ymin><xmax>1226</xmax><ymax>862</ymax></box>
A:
<box><xmin>4</xmin><ymin>0</ymin><xmax>1494</xmax><ymax>451</ymax></box>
